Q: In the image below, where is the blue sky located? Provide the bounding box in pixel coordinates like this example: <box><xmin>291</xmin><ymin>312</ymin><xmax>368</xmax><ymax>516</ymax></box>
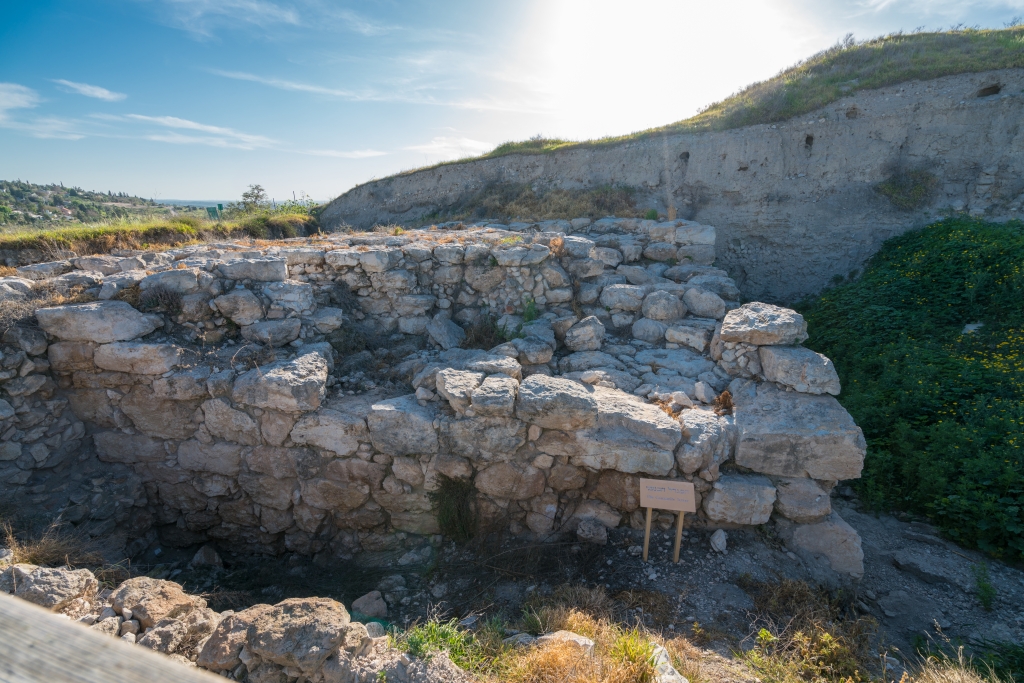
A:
<box><xmin>2</xmin><ymin>0</ymin><xmax>1022</xmax><ymax>203</ymax></box>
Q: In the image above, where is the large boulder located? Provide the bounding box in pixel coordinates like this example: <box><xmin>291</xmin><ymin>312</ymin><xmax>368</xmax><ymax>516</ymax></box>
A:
<box><xmin>683</xmin><ymin>288</ymin><xmax>726</xmax><ymax>319</ymax></box>
<box><xmin>435</xmin><ymin>368</ymin><xmax>485</xmax><ymax>414</ymax></box>
<box><xmin>246</xmin><ymin>597</ymin><xmax>352</xmax><ymax>675</ymax></box>
<box><xmin>425</xmin><ymin>313</ymin><xmax>466</xmax><ymax>350</ymax></box>
<box><xmin>789</xmin><ymin>512</ymin><xmax>864</xmax><ymax>578</ymax></box>
<box><xmin>733</xmin><ymin>385</ymin><xmax>865</xmax><ymax>481</ymax></box>
<box><xmin>263</xmin><ymin>280</ymin><xmax>315</xmax><ymax>313</ymax></box>
<box><xmin>232</xmin><ymin>353</ymin><xmax>328</xmax><ymax>412</ymax></box>
<box><xmin>475</xmin><ymin>463</ymin><xmax>545</xmax><ymax>500</ymax></box>
<box><xmin>642</xmin><ymin>291</ymin><xmax>685</xmax><ymax>321</ymax></box>
<box><xmin>93</xmin><ymin>342</ymin><xmax>181</xmax><ymax>374</ymax></box>
<box><xmin>600</xmin><ymin>284</ymin><xmax>645</xmax><ymax>311</ymax></box>
<box><xmin>242</xmin><ymin>318</ymin><xmax>301</xmax><ymax>347</ymax></box>
<box><xmin>515</xmin><ymin>375</ymin><xmax>598</xmax><ymax>430</ymax></box>
<box><xmin>675</xmin><ymin>408</ymin><xmax>733</xmax><ymax>475</ymax></box>
<box><xmin>36</xmin><ymin>301</ymin><xmax>159</xmax><ymax>343</ymax></box>
<box><xmin>10</xmin><ymin>565</ymin><xmax>97</xmax><ymax>611</ymax></box>
<box><xmin>201</xmin><ymin>399</ymin><xmax>260</xmax><ymax>446</ymax></box>
<box><xmin>177</xmin><ymin>440</ymin><xmax>244</xmax><ymax>476</ymax></box>
<box><xmin>367</xmin><ymin>395</ymin><xmax>438</xmax><ymax>455</ymax></box>
<box><xmin>213</xmin><ymin>289</ymin><xmax>264</xmax><ymax>325</ymax></box>
<box><xmin>139</xmin><ymin>268</ymin><xmax>199</xmax><ymax>294</ymax></box>
<box><xmin>720</xmin><ymin>302</ymin><xmax>808</xmax><ymax>345</ymax></box>
<box><xmin>759</xmin><ymin>346</ymin><xmax>841</xmax><ymax>395</ymax></box>
<box><xmin>572</xmin><ymin>427</ymin><xmax>675</xmax><ymax>475</ymax></box>
<box><xmin>110</xmin><ymin>577</ymin><xmax>206</xmax><ymax>628</ymax></box>
<box><xmin>703</xmin><ymin>474</ymin><xmax>777</xmax><ymax>525</ymax></box>
<box><xmin>593</xmin><ymin>387</ymin><xmax>681</xmax><ymax>450</ymax></box>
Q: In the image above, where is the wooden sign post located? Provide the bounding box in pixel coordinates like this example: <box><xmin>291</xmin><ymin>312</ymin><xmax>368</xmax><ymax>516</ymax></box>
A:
<box><xmin>639</xmin><ymin>479</ymin><xmax>697</xmax><ymax>563</ymax></box>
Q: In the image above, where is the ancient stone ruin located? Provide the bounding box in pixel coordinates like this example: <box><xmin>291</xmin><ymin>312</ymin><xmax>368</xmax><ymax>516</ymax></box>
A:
<box><xmin>0</xmin><ymin>216</ymin><xmax>867</xmax><ymax>581</ymax></box>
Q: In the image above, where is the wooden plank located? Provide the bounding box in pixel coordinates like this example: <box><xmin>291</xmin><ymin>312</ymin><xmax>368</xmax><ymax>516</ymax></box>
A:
<box><xmin>642</xmin><ymin>506</ymin><xmax>653</xmax><ymax>562</ymax></box>
<box><xmin>673</xmin><ymin>511</ymin><xmax>686</xmax><ymax>563</ymax></box>
<box><xmin>0</xmin><ymin>591</ymin><xmax>223</xmax><ymax>683</ymax></box>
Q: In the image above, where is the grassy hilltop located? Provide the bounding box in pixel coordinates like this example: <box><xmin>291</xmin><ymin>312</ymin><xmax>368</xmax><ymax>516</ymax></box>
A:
<box><xmin>800</xmin><ymin>217</ymin><xmax>1024</xmax><ymax>560</ymax></box>
<box><xmin>418</xmin><ymin>25</ymin><xmax>1024</xmax><ymax>168</ymax></box>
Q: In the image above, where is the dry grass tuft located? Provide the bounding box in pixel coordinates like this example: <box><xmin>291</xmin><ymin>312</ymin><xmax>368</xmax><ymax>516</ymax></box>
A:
<box><xmin>0</xmin><ymin>282</ymin><xmax>93</xmax><ymax>335</ymax></box>
<box><xmin>2</xmin><ymin>519</ymin><xmax>104</xmax><ymax>568</ymax></box>
<box><xmin>0</xmin><ymin>265</ymin><xmax>17</xmax><ymax>277</ymax></box>
<box><xmin>908</xmin><ymin>648</ymin><xmax>1009</xmax><ymax>683</ymax></box>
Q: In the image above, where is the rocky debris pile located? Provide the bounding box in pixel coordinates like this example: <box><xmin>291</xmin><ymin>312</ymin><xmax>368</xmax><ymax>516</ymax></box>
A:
<box><xmin>0</xmin><ymin>562</ymin><xmax>469</xmax><ymax>682</ymax></box>
<box><xmin>0</xmin><ymin>216</ymin><xmax>865</xmax><ymax>580</ymax></box>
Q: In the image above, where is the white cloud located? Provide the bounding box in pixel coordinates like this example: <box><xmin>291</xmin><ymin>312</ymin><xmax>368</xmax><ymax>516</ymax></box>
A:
<box><xmin>52</xmin><ymin>79</ymin><xmax>127</xmax><ymax>102</ymax></box>
<box><xmin>0</xmin><ymin>83</ymin><xmax>40</xmax><ymax>121</ymax></box>
<box><xmin>124</xmin><ymin>113</ymin><xmax>276</xmax><ymax>149</ymax></box>
<box><xmin>149</xmin><ymin>0</ymin><xmax>300</xmax><ymax>36</ymax></box>
<box><xmin>405</xmin><ymin>136</ymin><xmax>493</xmax><ymax>161</ymax></box>
<box><xmin>210</xmin><ymin>70</ymin><xmax>360</xmax><ymax>98</ymax></box>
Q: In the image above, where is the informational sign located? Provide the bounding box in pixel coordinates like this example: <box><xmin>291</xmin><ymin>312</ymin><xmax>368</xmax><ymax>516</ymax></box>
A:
<box><xmin>637</xmin><ymin>479</ymin><xmax>697</xmax><ymax>563</ymax></box>
<box><xmin>639</xmin><ymin>479</ymin><xmax>697</xmax><ymax>513</ymax></box>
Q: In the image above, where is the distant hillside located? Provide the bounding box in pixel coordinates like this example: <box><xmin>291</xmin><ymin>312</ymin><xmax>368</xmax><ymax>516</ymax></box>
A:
<box><xmin>0</xmin><ymin>180</ymin><xmax>177</xmax><ymax>227</ymax></box>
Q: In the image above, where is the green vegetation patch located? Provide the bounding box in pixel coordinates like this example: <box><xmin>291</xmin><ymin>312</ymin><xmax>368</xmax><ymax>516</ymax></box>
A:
<box><xmin>799</xmin><ymin>217</ymin><xmax>1024</xmax><ymax>559</ymax></box>
<box><xmin>400</xmin><ymin>26</ymin><xmax>1024</xmax><ymax>173</ymax></box>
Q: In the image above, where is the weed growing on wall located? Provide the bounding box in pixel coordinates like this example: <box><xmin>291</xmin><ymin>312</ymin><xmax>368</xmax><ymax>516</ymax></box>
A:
<box><xmin>799</xmin><ymin>217</ymin><xmax>1024</xmax><ymax>559</ymax></box>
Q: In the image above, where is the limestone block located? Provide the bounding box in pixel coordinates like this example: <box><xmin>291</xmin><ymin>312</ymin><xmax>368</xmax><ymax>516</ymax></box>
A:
<box><xmin>16</xmin><ymin>260</ymin><xmax>72</xmax><ymax>280</ymax></box>
<box><xmin>290</xmin><ymin>408</ymin><xmax>368</xmax><ymax>456</ymax></box>
<box><xmin>558</xmin><ymin>351</ymin><xmax>626</xmax><ymax>373</ymax></box>
<box><xmin>242</xmin><ymin>318</ymin><xmax>301</xmax><ymax>347</ymax></box>
<box><xmin>734</xmin><ymin>385</ymin><xmax>865</xmax><ymax>480</ymax></box>
<box><xmin>675</xmin><ymin>408</ymin><xmax>732</xmax><ymax>475</ymax></box>
<box><xmin>36</xmin><ymin>301</ymin><xmax>159</xmax><ymax>343</ymax></box>
<box><xmin>73</xmin><ymin>255</ymin><xmax>122</xmax><ymax>275</ymax></box>
<box><xmin>703</xmin><ymin>474</ymin><xmax>776</xmax><ymax>525</ymax></box>
<box><xmin>600</xmin><ymin>284</ymin><xmax>645</xmax><ymax>311</ymax></box>
<box><xmin>121</xmin><ymin>386</ymin><xmax>199</xmax><ymax>439</ymax></box>
<box><xmin>433</xmin><ymin>244</ymin><xmax>465</xmax><ymax>264</ymax></box>
<box><xmin>263</xmin><ymin>280</ymin><xmax>314</xmax><ymax>312</ymax></box>
<box><xmin>773</xmin><ymin>477</ymin><xmax>831</xmax><ymax>523</ymax></box>
<box><xmin>239</xmin><ymin>472</ymin><xmax>297</xmax><ymax>510</ymax></box>
<box><xmin>591</xmin><ymin>470</ymin><xmax>641</xmax><ymax>511</ymax></box>
<box><xmin>683</xmin><ymin>288</ymin><xmax>726</xmax><ymax>320</ymax></box>
<box><xmin>275</xmin><ymin>247</ymin><xmax>325</xmax><ymax>266</ymax></box>
<box><xmin>232</xmin><ymin>353</ymin><xmax>328</xmax><ymax>412</ymax></box>
<box><xmin>311</xmin><ymin>307</ymin><xmax>345</xmax><ymax>333</ymax></box>
<box><xmin>301</xmin><ymin>477</ymin><xmax>370</xmax><ymax>511</ymax></box>
<box><xmin>675</xmin><ymin>223</ymin><xmax>716</xmax><ymax>245</ymax></box>
<box><xmin>94</xmin><ymin>431</ymin><xmax>166</xmax><ymax>464</ymax></box>
<box><xmin>358</xmin><ymin>248</ymin><xmax>396</xmax><ymax>272</ymax></box>
<box><xmin>197</xmin><ymin>604</ymin><xmax>276</xmax><ymax>671</ymax></box>
<box><xmin>515</xmin><ymin>375</ymin><xmax>598</xmax><ymax>430</ymax></box>
<box><xmin>644</xmin><ymin>242</ymin><xmax>677</xmax><ymax>261</ymax></box>
<box><xmin>367</xmin><ymin>394</ymin><xmax>438</xmax><ymax>455</ymax></box>
<box><xmin>759</xmin><ymin>346</ymin><xmax>841</xmax><ymax>395</ymax></box>
<box><xmin>213</xmin><ymin>289</ymin><xmax>264</xmax><ymax>325</ymax></box>
<box><xmin>572</xmin><ymin>427</ymin><xmax>675</xmax><ymax>475</ymax></box>
<box><xmin>378</xmin><ymin>268</ymin><xmax>417</xmax><ymax>290</ymax></box>
<box><xmin>202</xmin><ymin>398</ymin><xmax>260</xmax><ymax>446</ymax></box>
<box><xmin>665</xmin><ymin>324</ymin><xmax>711</xmax><ymax>352</ymax></box>
<box><xmin>513</xmin><ymin>335</ymin><xmax>554</xmax><ymax>365</ymax></box>
<box><xmin>2</xmin><ymin>325</ymin><xmax>47</xmax><ymax>356</ymax></box>
<box><xmin>246</xmin><ymin>597</ymin><xmax>352</xmax><ymax>675</ymax></box>
<box><xmin>562</xmin><ymin>236</ymin><xmax>595</xmax><ymax>258</ymax></box>
<box><xmin>593</xmin><ymin>247</ymin><xmax>623</xmax><ymax>268</ymax></box>
<box><xmin>642</xmin><ymin>290</ymin><xmax>685</xmax><ymax>320</ymax></box>
<box><xmin>540</xmin><ymin>261</ymin><xmax>570</xmax><ymax>288</ymax></box>
<box><xmin>177</xmin><ymin>440</ymin><xmax>244</xmax><ymax>476</ymax></box>
<box><xmin>464</xmin><ymin>355</ymin><xmax>522</xmax><ymax>380</ymax></box>
<box><xmin>687</xmin><ymin>274</ymin><xmax>740</xmax><ymax>300</ymax></box>
<box><xmin>11</xmin><ymin>566</ymin><xmax>98</xmax><ymax>611</ymax></box>
<box><xmin>139</xmin><ymin>268</ymin><xmax>199</xmax><ymax>294</ymax></box>
<box><xmin>436</xmin><ymin>368</ymin><xmax>485</xmax><ymax>414</ymax></box>
<box><xmin>676</xmin><ymin>244</ymin><xmax>716</xmax><ymax>265</ymax></box>
<box><xmin>470</xmin><ymin>374</ymin><xmax>519</xmax><ymax>417</ymax></box>
<box><xmin>218</xmin><ymin>258</ymin><xmax>288</xmax><ymax>282</ymax></box>
<box><xmin>464</xmin><ymin>265</ymin><xmax>505</xmax><ymax>292</ymax></box>
<box><xmin>634</xmin><ymin>348</ymin><xmax>716</xmax><ymax>377</ymax></box>
<box><xmin>632</xmin><ymin>318</ymin><xmax>667</xmax><ymax>343</ymax></box>
<box><xmin>391</xmin><ymin>456</ymin><xmax>425</xmax><ymax>486</ymax></box>
<box><xmin>47</xmin><ymin>341</ymin><xmax>94</xmax><ymax>372</ymax></box>
<box><xmin>93</xmin><ymin>342</ymin><xmax>180</xmax><ymax>374</ymax></box>
<box><xmin>548</xmin><ymin>464</ymin><xmax>586</xmax><ymax>490</ymax></box>
<box><xmin>594</xmin><ymin>386</ymin><xmax>681</xmax><ymax>449</ymax></box>
<box><xmin>475</xmin><ymin>463</ymin><xmax>545</xmax><ymax>500</ymax></box>
<box><xmin>790</xmin><ymin>512</ymin><xmax>864</xmax><ymax>578</ymax></box>
<box><xmin>720</xmin><ymin>302</ymin><xmax>808</xmax><ymax>345</ymax></box>
<box><xmin>442</xmin><ymin>416</ymin><xmax>526</xmax><ymax>458</ymax></box>
<box><xmin>426</xmin><ymin>313</ymin><xmax>466</xmax><ymax>350</ymax></box>
<box><xmin>390</xmin><ymin>511</ymin><xmax>441</xmax><ymax>534</ymax></box>
<box><xmin>110</xmin><ymin>576</ymin><xmax>206</xmax><ymax>629</ymax></box>
<box><xmin>564</xmin><ymin>499</ymin><xmax>621</xmax><ymax>530</ymax></box>
<box><xmin>153</xmin><ymin>366</ymin><xmax>213</xmax><ymax>400</ymax></box>
<box><xmin>324</xmin><ymin>249</ymin><xmax>359</xmax><ymax>268</ymax></box>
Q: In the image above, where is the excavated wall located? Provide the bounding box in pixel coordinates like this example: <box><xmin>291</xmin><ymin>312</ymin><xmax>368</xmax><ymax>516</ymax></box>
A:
<box><xmin>320</xmin><ymin>69</ymin><xmax>1024</xmax><ymax>302</ymax></box>
<box><xmin>0</xmin><ymin>216</ymin><xmax>865</xmax><ymax>578</ymax></box>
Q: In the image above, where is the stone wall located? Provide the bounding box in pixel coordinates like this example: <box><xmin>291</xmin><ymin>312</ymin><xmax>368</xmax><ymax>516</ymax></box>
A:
<box><xmin>0</xmin><ymin>217</ymin><xmax>866</xmax><ymax>578</ymax></box>
<box><xmin>319</xmin><ymin>69</ymin><xmax>1024</xmax><ymax>302</ymax></box>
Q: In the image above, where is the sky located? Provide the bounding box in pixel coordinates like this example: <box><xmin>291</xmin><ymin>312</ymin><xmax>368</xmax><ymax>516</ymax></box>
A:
<box><xmin>1</xmin><ymin>0</ymin><xmax>1022</xmax><ymax>203</ymax></box>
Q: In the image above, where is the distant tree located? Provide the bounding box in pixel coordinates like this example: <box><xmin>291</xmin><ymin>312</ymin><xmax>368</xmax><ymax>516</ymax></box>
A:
<box><xmin>241</xmin><ymin>184</ymin><xmax>268</xmax><ymax>212</ymax></box>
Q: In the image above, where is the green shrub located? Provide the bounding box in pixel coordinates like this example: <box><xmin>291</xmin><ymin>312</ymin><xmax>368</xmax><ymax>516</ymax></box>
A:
<box><xmin>428</xmin><ymin>475</ymin><xmax>476</xmax><ymax>542</ymax></box>
<box><xmin>799</xmin><ymin>217</ymin><xmax>1024</xmax><ymax>559</ymax></box>
<box><xmin>644</xmin><ymin>209</ymin><xmax>659</xmax><ymax>220</ymax></box>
